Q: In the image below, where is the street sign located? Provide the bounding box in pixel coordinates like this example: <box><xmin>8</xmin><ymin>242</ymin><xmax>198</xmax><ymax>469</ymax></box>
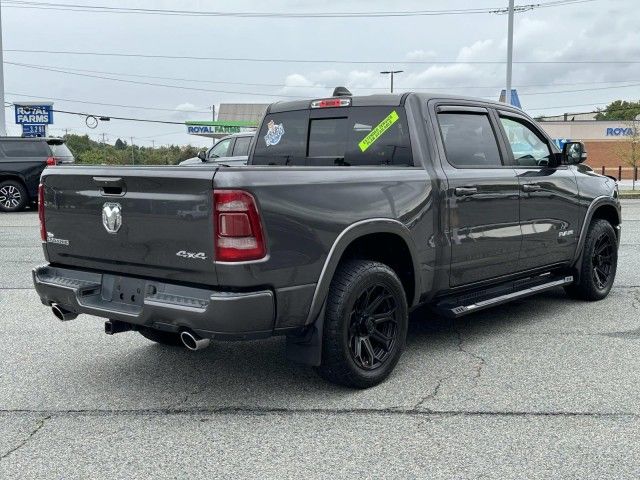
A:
<box><xmin>21</xmin><ymin>124</ymin><xmax>47</xmax><ymax>137</ymax></box>
<box><xmin>15</xmin><ymin>104</ymin><xmax>54</xmax><ymax>124</ymax></box>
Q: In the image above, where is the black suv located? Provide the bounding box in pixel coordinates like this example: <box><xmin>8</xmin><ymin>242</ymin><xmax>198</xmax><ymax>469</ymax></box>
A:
<box><xmin>0</xmin><ymin>137</ymin><xmax>74</xmax><ymax>212</ymax></box>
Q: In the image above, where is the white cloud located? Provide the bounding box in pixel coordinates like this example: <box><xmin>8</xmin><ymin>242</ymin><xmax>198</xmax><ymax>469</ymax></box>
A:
<box><xmin>175</xmin><ymin>102</ymin><xmax>197</xmax><ymax>112</ymax></box>
<box><xmin>405</xmin><ymin>49</ymin><xmax>436</xmax><ymax>61</ymax></box>
<box><xmin>457</xmin><ymin>39</ymin><xmax>495</xmax><ymax>62</ymax></box>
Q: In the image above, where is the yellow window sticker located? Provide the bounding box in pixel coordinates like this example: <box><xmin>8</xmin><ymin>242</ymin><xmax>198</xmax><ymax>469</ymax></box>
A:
<box><xmin>358</xmin><ymin>110</ymin><xmax>399</xmax><ymax>152</ymax></box>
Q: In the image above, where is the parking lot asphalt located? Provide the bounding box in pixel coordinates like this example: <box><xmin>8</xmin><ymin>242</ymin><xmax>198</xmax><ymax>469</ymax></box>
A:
<box><xmin>1</xmin><ymin>202</ymin><xmax>639</xmax><ymax>479</ymax></box>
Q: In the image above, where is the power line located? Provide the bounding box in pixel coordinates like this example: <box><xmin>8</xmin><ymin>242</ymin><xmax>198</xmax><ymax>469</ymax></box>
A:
<box><xmin>8</xmin><ymin>61</ymin><xmax>640</xmax><ymax>92</ymax></box>
<box><xmin>519</xmin><ymin>82</ymin><xmax>640</xmax><ymax>96</ymax></box>
<box><xmin>0</xmin><ymin>0</ymin><xmax>598</xmax><ymax>18</ymax></box>
<box><xmin>52</xmin><ymin>107</ymin><xmax>185</xmax><ymax>125</ymax></box>
<box><xmin>8</xmin><ymin>98</ymin><xmax>640</xmax><ymax>127</ymax></box>
<box><xmin>6</xmin><ymin>61</ymin><xmax>640</xmax><ymax>100</ymax></box>
<box><xmin>4</xmin><ymin>62</ymin><xmax>640</xmax><ymax>94</ymax></box>
<box><xmin>4</xmin><ymin>62</ymin><xmax>305</xmax><ymax>98</ymax></box>
<box><xmin>5</xmin><ymin>91</ymin><xmax>211</xmax><ymax>113</ymax></box>
<box><xmin>6</xmin><ymin>48</ymin><xmax>635</xmax><ymax>65</ymax></box>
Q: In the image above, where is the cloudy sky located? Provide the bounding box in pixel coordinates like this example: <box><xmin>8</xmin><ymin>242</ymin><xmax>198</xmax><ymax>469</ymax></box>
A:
<box><xmin>2</xmin><ymin>0</ymin><xmax>639</xmax><ymax>147</ymax></box>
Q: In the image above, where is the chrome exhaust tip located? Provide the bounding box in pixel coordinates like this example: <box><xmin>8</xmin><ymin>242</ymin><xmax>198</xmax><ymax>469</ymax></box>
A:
<box><xmin>180</xmin><ymin>330</ymin><xmax>210</xmax><ymax>351</ymax></box>
<box><xmin>51</xmin><ymin>303</ymin><xmax>78</xmax><ymax>322</ymax></box>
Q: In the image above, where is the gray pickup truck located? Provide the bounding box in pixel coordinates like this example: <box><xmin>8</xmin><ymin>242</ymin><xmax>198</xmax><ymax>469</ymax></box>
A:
<box><xmin>33</xmin><ymin>89</ymin><xmax>621</xmax><ymax>388</ymax></box>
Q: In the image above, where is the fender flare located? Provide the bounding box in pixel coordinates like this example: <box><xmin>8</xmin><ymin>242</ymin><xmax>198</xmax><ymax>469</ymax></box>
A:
<box><xmin>572</xmin><ymin>195</ymin><xmax>621</xmax><ymax>267</ymax></box>
<box><xmin>0</xmin><ymin>171</ymin><xmax>28</xmax><ymax>185</ymax></box>
<box><xmin>304</xmin><ymin>218</ymin><xmax>422</xmax><ymax>326</ymax></box>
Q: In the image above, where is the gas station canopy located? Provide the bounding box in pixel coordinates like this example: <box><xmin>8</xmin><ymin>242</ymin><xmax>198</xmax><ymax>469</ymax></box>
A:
<box><xmin>185</xmin><ymin>120</ymin><xmax>258</xmax><ymax>140</ymax></box>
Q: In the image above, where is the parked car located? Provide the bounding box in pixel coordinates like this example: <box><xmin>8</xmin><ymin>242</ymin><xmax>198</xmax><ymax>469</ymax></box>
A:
<box><xmin>33</xmin><ymin>89</ymin><xmax>620</xmax><ymax>388</ymax></box>
<box><xmin>0</xmin><ymin>137</ymin><xmax>74</xmax><ymax>212</ymax></box>
<box><xmin>179</xmin><ymin>132</ymin><xmax>253</xmax><ymax>166</ymax></box>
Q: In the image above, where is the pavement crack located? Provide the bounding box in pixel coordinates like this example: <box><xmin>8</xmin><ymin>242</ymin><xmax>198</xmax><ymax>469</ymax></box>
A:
<box><xmin>0</xmin><ymin>415</ymin><xmax>50</xmax><ymax>461</ymax></box>
<box><xmin>413</xmin><ymin>374</ymin><xmax>453</xmax><ymax>410</ymax></box>
<box><xmin>454</xmin><ymin>324</ymin><xmax>486</xmax><ymax>385</ymax></box>
<box><xmin>0</xmin><ymin>408</ymin><xmax>638</xmax><ymax>419</ymax></box>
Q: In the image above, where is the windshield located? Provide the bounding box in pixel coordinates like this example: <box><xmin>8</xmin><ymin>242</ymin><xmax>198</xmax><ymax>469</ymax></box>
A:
<box><xmin>252</xmin><ymin>106</ymin><xmax>413</xmax><ymax>166</ymax></box>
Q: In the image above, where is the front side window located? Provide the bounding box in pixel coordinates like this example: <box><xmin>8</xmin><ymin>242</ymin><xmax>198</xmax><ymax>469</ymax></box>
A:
<box><xmin>500</xmin><ymin>117</ymin><xmax>551</xmax><ymax>166</ymax></box>
<box><xmin>438</xmin><ymin>113</ymin><xmax>502</xmax><ymax>167</ymax></box>
<box><xmin>210</xmin><ymin>138</ymin><xmax>232</xmax><ymax>158</ymax></box>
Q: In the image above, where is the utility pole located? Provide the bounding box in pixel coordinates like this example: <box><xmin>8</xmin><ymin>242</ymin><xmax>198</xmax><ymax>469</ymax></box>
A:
<box><xmin>102</xmin><ymin>133</ymin><xmax>107</xmax><ymax>163</ymax></box>
<box><xmin>130</xmin><ymin>136</ymin><xmax>135</xmax><ymax>165</ymax></box>
<box><xmin>505</xmin><ymin>0</ymin><xmax>515</xmax><ymax>106</ymax></box>
<box><xmin>151</xmin><ymin>140</ymin><xmax>155</xmax><ymax>149</ymax></box>
<box><xmin>0</xmin><ymin>2</ymin><xmax>7</xmax><ymax>136</ymax></box>
<box><xmin>380</xmin><ymin>70</ymin><xmax>403</xmax><ymax>93</ymax></box>
<box><xmin>212</xmin><ymin>104</ymin><xmax>216</xmax><ymax>146</ymax></box>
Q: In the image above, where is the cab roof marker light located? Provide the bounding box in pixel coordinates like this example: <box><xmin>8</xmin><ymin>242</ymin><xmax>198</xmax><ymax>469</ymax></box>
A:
<box><xmin>310</xmin><ymin>98</ymin><xmax>351</xmax><ymax>109</ymax></box>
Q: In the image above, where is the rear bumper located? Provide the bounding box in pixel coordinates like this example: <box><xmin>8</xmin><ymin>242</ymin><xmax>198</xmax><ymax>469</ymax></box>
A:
<box><xmin>33</xmin><ymin>265</ymin><xmax>275</xmax><ymax>340</ymax></box>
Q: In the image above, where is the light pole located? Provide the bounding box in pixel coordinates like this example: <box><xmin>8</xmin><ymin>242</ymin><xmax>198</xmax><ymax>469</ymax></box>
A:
<box><xmin>0</xmin><ymin>2</ymin><xmax>7</xmax><ymax>136</ymax></box>
<box><xmin>505</xmin><ymin>0</ymin><xmax>515</xmax><ymax>106</ymax></box>
<box><xmin>380</xmin><ymin>70</ymin><xmax>403</xmax><ymax>93</ymax></box>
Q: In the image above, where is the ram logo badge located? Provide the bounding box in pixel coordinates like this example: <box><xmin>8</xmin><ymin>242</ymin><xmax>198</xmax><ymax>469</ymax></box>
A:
<box><xmin>176</xmin><ymin>250</ymin><xmax>207</xmax><ymax>260</ymax></box>
<box><xmin>558</xmin><ymin>229</ymin><xmax>574</xmax><ymax>238</ymax></box>
<box><xmin>102</xmin><ymin>202</ymin><xmax>122</xmax><ymax>234</ymax></box>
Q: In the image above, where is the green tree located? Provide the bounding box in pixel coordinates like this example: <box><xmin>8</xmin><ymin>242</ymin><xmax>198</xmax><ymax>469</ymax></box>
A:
<box><xmin>615</xmin><ymin>119</ymin><xmax>640</xmax><ymax>190</ymax></box>
<box><xmin>59</xmin><ymin>133</ymin><xmax>200</xmax><ymax>166</ymax></box>
<box><xmin>595</xmin><ymin>100</ymin><xmax>640</xmax><ymax>121</ymax></box>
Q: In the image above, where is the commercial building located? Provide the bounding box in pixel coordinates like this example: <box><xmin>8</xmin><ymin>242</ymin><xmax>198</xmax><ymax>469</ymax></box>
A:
<box><xmin>185</xmin><ymin>103</ymin><xmax>267</xmax><ymax>140</ymax></box>
<box><xmin>538</xmin><ymin>120</ymin><xmax>638</xmax><ymax>179</ymax></box>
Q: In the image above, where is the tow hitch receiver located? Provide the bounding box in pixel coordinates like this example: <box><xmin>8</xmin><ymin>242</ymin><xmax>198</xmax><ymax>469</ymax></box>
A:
<box><xmin>104</xmin><ymin>320</ymin><xmax>134</xmax><ymax>335</ymax></box>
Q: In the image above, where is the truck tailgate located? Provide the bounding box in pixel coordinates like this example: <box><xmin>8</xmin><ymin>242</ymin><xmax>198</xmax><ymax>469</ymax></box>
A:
<box><xmin>41</xmin><ymin>166</ymin><xmax>219</xmax><ymax>286</ymax></box>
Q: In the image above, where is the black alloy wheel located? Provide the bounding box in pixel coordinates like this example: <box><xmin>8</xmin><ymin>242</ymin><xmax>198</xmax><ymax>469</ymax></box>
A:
<box><xmin>348</xmin><ymin>284</ymin><xmax>399</xmax><ymax>370</ymax></box>
<box><xmin>565</xmin><ymin>219</ymin><xmax>618</xmax><ymax>301</ymax></box>
<box><xmin>316</xmin><ymin>259</ymin><xmax>408</xmax><ymax>388</ymax></box>
<box><xmin>591</xmin><ymin>231</ymin><xmax>614</xmax><ymax>290</ymax></box>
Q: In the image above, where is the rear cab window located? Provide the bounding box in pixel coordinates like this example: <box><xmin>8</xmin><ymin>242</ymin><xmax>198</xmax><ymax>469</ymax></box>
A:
<box><xmin>252</xmin><ymin>106</ymin><xmax>413</xmax><ymax>166</ymax></box>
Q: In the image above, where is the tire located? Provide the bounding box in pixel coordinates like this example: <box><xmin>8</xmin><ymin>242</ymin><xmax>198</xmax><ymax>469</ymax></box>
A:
<box><xmin>0</xmin><ymin>180</ymin><xmax>28</xmax><ymax>212</ymax></box>
<box><xmin>316</xmin><ymin>260</ymin><xmax>408</xmax><ymax>389</ymax></box>
<box><xmin>138</xmin><ymin>327</ymin><xmax>183</xmax><ymax>347</ymax></box>
<box><xmin>565</xmin><ymin>219</ymin><xmax>618</xmax><ymax>301</ymax></box>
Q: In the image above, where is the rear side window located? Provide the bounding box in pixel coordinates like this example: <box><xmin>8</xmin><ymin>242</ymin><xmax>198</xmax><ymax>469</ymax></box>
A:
<box><xmin>0</xmin><ymin>140</ymin><xmax>49</xmax><ymax>157</ymax></box>
<box><xmin>438</xmin><ymin>113</ymin><xmax>502</xmax><ymax>168</ymax></box>
<box><xmin>252</xmin><ymin>107</ymin><xmax>413</xmax><ymax>166</ymax></box>
<box><xmin>49</xmin><ymin>143</ymin><xmax>73</xmax><ymax>158</ymax></box>
<box><xmin>232</xmin><ymin>136</ymin><xmax>252</xmax><ymax>156</ymax></box>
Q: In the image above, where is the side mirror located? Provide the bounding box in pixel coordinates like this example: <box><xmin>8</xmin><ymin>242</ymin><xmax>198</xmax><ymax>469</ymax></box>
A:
<box><xmin>562</xmin><ymin>141</ymin><xmax>587</xmax><ymax>165</ymax></box>
<box><xmin>197</xmin><ymin>150</ymin><xmax>207</xmax><ymax>162</ymax></box>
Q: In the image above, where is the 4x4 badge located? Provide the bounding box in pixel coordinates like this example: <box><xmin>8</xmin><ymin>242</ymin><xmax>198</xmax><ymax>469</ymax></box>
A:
<box><xmin>102</xmin><ymin>202</ymin><xmax>122</xmax><ymax>234</ymax></box>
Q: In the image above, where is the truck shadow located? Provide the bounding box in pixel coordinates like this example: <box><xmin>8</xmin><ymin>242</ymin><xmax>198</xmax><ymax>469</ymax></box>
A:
<box><xmin>76</xmin><ymin>289</ymin><xmax>578</xmax><ymax>406</ymax></box>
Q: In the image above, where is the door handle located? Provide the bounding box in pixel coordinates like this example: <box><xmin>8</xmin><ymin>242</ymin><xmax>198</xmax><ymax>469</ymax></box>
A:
<box><xmin>522</xmin><ymin>183</ymin><xmax>542</xmax><ymax>192</ymax></box>
<box><xmin>454</xmin><ymin>186</ymin><xmax>478</xmax><ymax>196</ymax></box>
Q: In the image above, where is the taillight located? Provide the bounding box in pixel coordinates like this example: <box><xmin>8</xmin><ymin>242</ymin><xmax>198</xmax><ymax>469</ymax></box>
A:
<box><xmin>213</xmin><ymin>190</ymin><xmax>266</xmax><ymax>262</ymax></box>
<box><xmin>38</xmin><ymin>183</ymin><xmax>46</xmax><ymax>241</ymax></box>
<box><xmin>46</xmin><ymin>156</ymin><xmax>57</xmax><ymax>166</ymax></box>
<box><xmin>310</xmin><ymin>98</ymin><xmax>351</xmax><ymax>109</ymax></box>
